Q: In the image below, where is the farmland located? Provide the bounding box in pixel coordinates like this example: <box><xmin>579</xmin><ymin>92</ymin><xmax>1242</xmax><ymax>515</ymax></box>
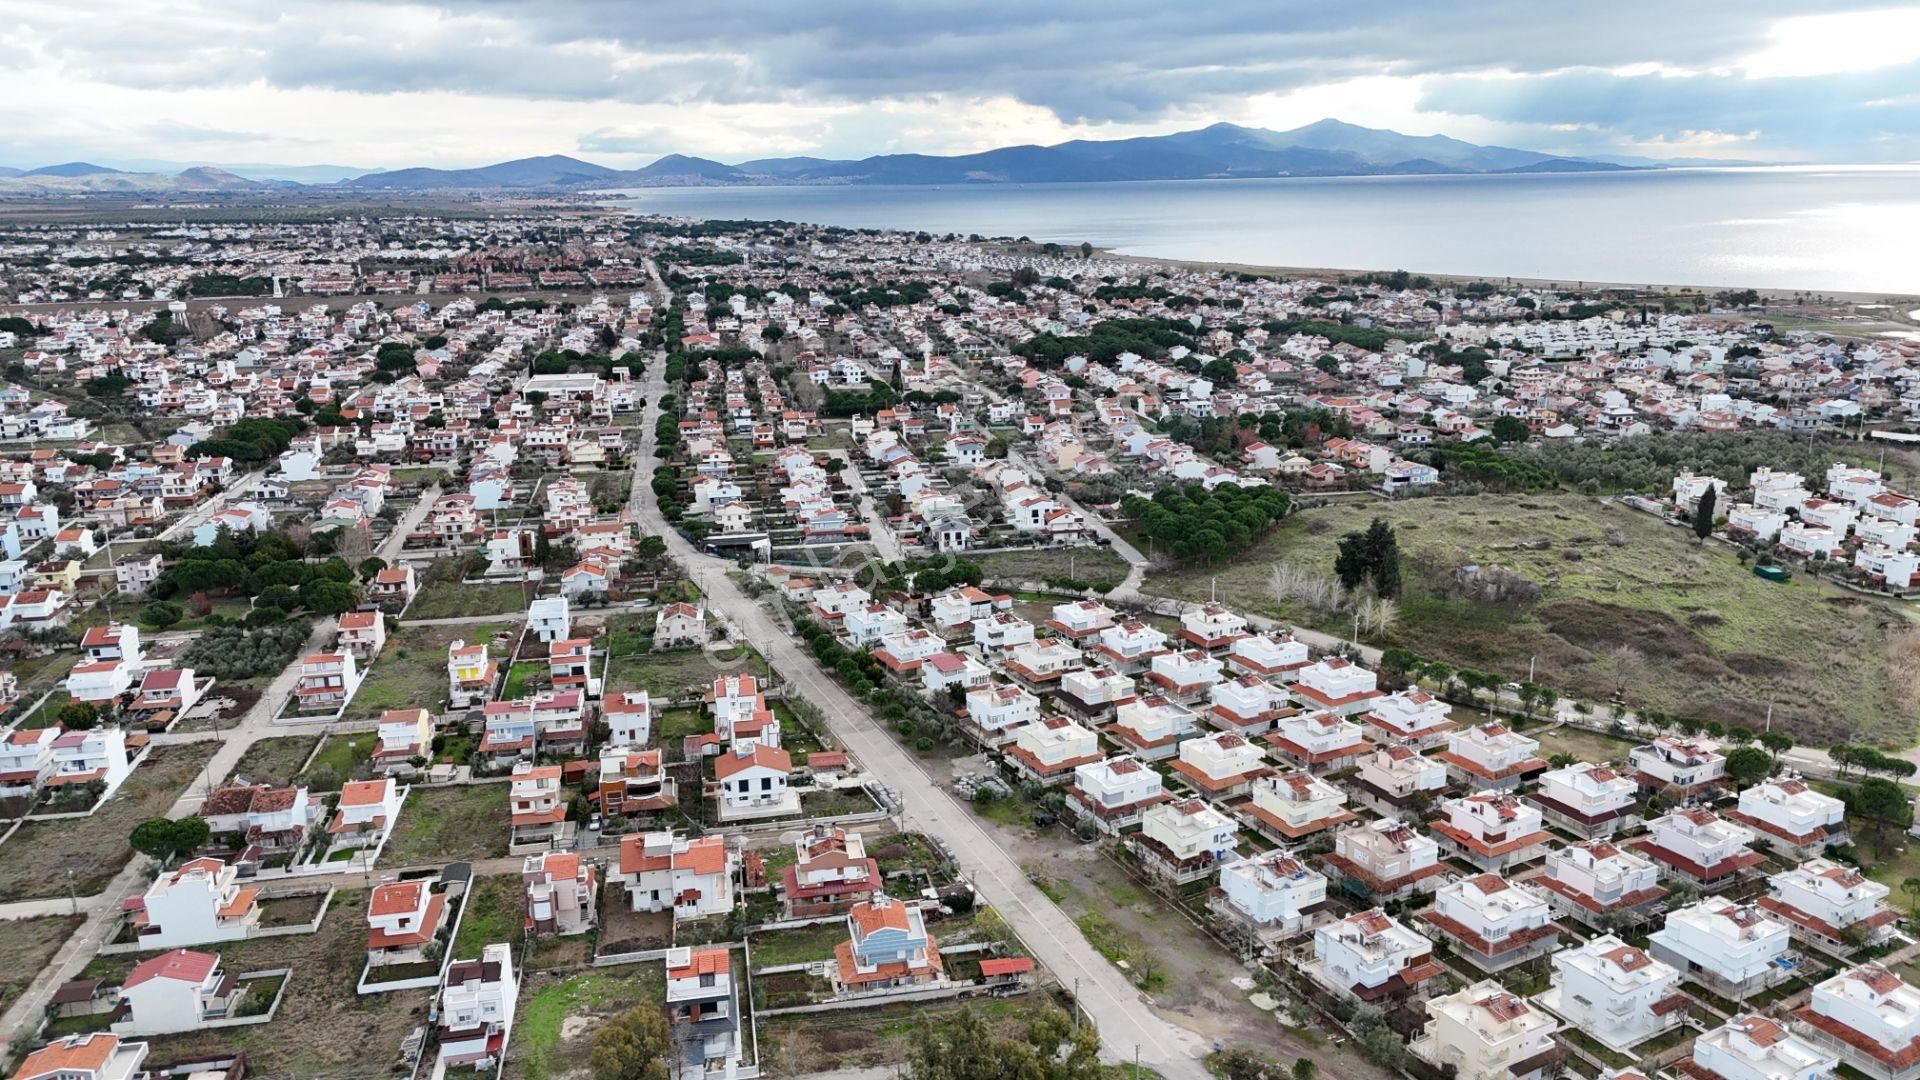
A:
<box><xmin>1142</xmin><ymin>491</ymin><xmax>1915</xmax><ymax>746</ymax></box>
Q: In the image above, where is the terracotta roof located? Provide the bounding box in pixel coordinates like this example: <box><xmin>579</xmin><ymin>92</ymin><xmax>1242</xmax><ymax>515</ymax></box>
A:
<box><xmin>122</xmin><ymin>947</ymin><xmax>217</xmax><ymax>989</ymax></box>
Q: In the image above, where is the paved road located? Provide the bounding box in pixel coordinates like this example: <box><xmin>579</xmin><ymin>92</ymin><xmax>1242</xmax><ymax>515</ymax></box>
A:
<box><xmin>376</xmin><ymin>483</ymin><xmax>441</xmax><ymax>564</ymax></box>
<box><xmin>0</xmin><ymin>618</ymin><xmax>334</xmax><ymax>1056</ymax></box>
<box><xmin>155</xmin><ymin>473</ymin><xmax>260</xmax><ymax>543</ymax></box>
<box><xmin>632</xmin><ymin>360</ymin><xmax>1209</xmax><ymax>1077</ymax></box>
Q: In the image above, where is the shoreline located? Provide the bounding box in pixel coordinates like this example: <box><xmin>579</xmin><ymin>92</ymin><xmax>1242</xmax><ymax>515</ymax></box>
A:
<box><xmin>1080</xmin><ymin>247</ymin><xmax>1920</xmax><ymax>308</ymax></box>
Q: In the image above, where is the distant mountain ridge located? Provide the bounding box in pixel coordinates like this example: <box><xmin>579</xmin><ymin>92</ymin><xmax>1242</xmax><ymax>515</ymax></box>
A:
<box><xmin>2</xmin><ymin>120</ymin><xmax>1765</xmax><ymax>194</ymax></box>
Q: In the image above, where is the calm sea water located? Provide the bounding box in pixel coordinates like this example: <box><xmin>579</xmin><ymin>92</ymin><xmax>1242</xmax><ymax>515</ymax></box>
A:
<box><xmin>609</xmin><ymin>166</ymin><xmax>1920</xmax><ymax>295</ymax></box>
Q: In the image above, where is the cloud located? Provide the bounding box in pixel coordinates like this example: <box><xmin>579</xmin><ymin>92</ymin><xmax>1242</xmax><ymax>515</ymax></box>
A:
<box><xmin>0</xmin><ymin>0</ymin><xmax>1911</xmax><ymax>165</ymax></box>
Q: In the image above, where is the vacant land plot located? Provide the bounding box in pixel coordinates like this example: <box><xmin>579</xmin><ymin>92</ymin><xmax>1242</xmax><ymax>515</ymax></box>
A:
<box><xmin>296</xmin><ymin>732</ymin><xmax>375</xmax><ymax>791</ymax></box>
<box><xmin>1144</xmin><ymin>492</ymin><xmax>1911</xmax><ymax>746</ymax></box>
<box><xmin>0</xmin><ymin>914</ymin><xmax>82</xmax><ymax>1013</ymax></box>
<box><xmin>973</xmin><ymin>546</ymin><xmax>1128</xmax><ymax>587</ymax></box>
<box><xmin>409</xmin><ymin>581</ymin><xmax>531</xmax><ymax>620</ymax></box>
<box><xmin>350</xmin><ymin>620</ymin><xmax>517</xmax><ymax>718</ymax></box>
<box><xmin>452</xmin><ymin>873</ymin><xmax>524</xmax><ymax>958</ymax></box>
<box><xmin>759</xmin><ymin>996</ymin><xmax>1033</xmax><ymax>1075</ymax></box>
<box><xmin>1529</xmin><ymin>723</ymin><xmax>1641</xmax><ymax>766</ymax></box>
<box><xmin>80</xmin><ymin>888</ymin><xmax>433</xmax><ymax>1076</ymax></box>
<box><xmin>605</xmin><ymin>642</ymin><xmax>766</xmax><ymax>698</ymax></box>
<box><xmin>227</xmin><ymin>735</ymin><xmax>320</xmax><ymax>787</ymax></box>
<box><xmin>382</xmin><ymin>785</ymin><xmax>510</xmax><ymax>866</ymax></box>
<box><xmin>0</xmin><ymin>744</ymin><xmax>216</xmax><ymax>902</ymax></box>
<box><xmin>503</xmin><ymin>969</ymin><xmax>665</xmax><ymax>1080</ymax></box>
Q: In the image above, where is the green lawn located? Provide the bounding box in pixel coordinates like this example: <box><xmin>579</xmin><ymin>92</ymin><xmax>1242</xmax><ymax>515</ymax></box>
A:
<box><xmin>295</xmin><ymin>733</ymin><xmax>374</xmax><ymax>791</ymax></box>
<box><xmin>1143</xmin><ymin>491</ymin><xmax>1913</xmax><ymax>747</ymax></box>
<box><xmin>502</xmin><ymin>660</ymin><xmax>545</xmax><ymax>700</ymax></box>
<box><xmin>507</xmin><ymin>970</ymin><xmax>665</xmax><ymax>1080</ymax></box>
<box><xmin>1529</xmin><ymin>724</ymin><xmax>1640</xmax><ymax>766</ymax></box>
<box><xmin>604</xmin><ymin>643</ymin><xmax>766</xmax><ymax>698</ymax></box>
<box><xmin>382</xmin><ymin>785</ymin><xmax>511</xmax><ymax>865</ymax></box>
<box><xmin>973</xmin><ymin>547</ymin><xmax>1128</xmax><ymax>587</ymax></box>
<box><xmin>656</xmin><ymin>707</ymin><xmax>711</xmax><ymax>743</ymax></box>
<box><xmin>452</xmin><ymin>873</ymin><xmax>523</xmax><ymax>958</ymax></box>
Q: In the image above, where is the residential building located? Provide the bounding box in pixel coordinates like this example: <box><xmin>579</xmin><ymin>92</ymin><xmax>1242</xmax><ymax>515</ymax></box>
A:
<box><xmin>664</xmin><ymin>947</ymin><xmax>742</xmax><ymax>1078</ymax></box>
<box><xmin>1133</xmin><ymin>798</ymin><xmax>1240</xmax><ymax>884</ymax></box>
<box><xmin>1438</xmin><ymin>722</ymin><xmax>1547</xmax><ymax>790</ymax></box>
<box><xmin>446</xmin><ymin>639</ymin><xmax>497</xmax><ymax>710</ymax></box>
<box><xmin>523</xmin><ymin>851</ymin><xmax>596</xmax><ymax>936</ymax></box>
<box><xmin>1361</xmin><ymin>689</ymin><xmax>1457</xmax><ymax>747</ymax></box>
<box><xmin>1007</xmin><ymin>716</ymin><xmax>1103</xmax><ymax>786</ymax></box>
<box><xmin>1321</xmin><ymin>817</ymin><xmax>1447</xmax><ymax>901</ymax></box>
<box><xmin>7</xmin><ymin>1033</ymin><xmax>149</xmax><ymax>1080</ymax></box>
<box><xmin>1628</xmin><ymin>736</ymin><xmax>1727</xmax><ymax>796</ymax></box>
<box><xmin>1212</xmin><ymin>850</ymin><xmax>1329</xmax><ymax>942</ymax></box>
<box><xmin>334</xmin><ymin>610</ymin><xmax>385</xmax><ymax>659</ymax></box>
<box><xmin>1351</xmin><ymin>741</ymin><xmax>1449</xmax><ymax>814</ymax></box>
<box><xmin>1635</xmin><ymin>807</ymin><xmax>1766</xmax><ymax>891</ymax></box>
<box><xmin>1224</xmin><ymin>631</ymin><xmax>1311</xmax><ymax>679</ymax></box>
<box><xmin>1206</xmin><ymin>674</ymin><xmax>1294</xmax><ymax>736</ymax></box>
<box><xmin>291</xmin><ymin>651</ymin><xmax>360</xmax><ymax>713</ymax></box>
<box><xmin>1761</xmin><ymin>860</ymin><xmax>1899</xmax><ymax>954</ymax></box>
<box><xmin>1529</xmin><ymin>761</ymin><xmax>1640</xmax><ymax>837</ymax></box>
<box><xmin>327</xmin><ymin>777</ymin><xmax>400</xmax><ymax>852</ymax></box>
<box><xmin>1245</xmin><ymin>771</ymin><xmax>1357</xmax><ymax>841</ymax></box>
<box><xmin>617</xmin><ymin>831</ymin><xmax>735</xmax><ymax>920</ymax></box>
<box><xmin>1537</xmin><ymin>935</ymin><xmax>1687</xmax><ymax>1052</ymax></box>
<box><xmin>834</xmin><ymin>893</ymin><xmax>943</xmax><ymax>991</ymax></box>
<box><xmin>128</xmin><ymin>857</ymin><xmax>260</xmax><ymax>949</ymax></box>
<box><xmin>1430</xmin><ymin>792</ymin><xmax>1554</xmax><ymax>871</ymax></box>
<box><xmin>436</xmin><ymin>943</ymin><xmax>518</xmax><ymax>1071</ymax></box>
<box><xmin>1178</xmin><ymin>602</ymin><xmax>1248</xmax><ymax>651</ymax></box>
<box><xmin>1690</xmin><ymin>1014</ymin><xmax>1836</xmax><ymax>1080</ymax></box>
<box><xmin>1410</xmin><ymin>982</ymin><xmax>1561</xmax><ymax>1080</ymax></box>
<box><xmin>1536</xmin><ymin>838</ymin><xmax>1669</xmax><ymax>928</ymax></box>
<box><xmin>1067</xmin><ymin>754</ymin><xmax>1167</xmax><ymax>835</ymax></box>
<box><xmin>508</xmin><ymin>763</ymin><xmax>566</xmax><ymax>849</ymax></box>
<box><xmin>1418</xmin><ymin>874</ymin><xmax>1561</xmax><ymax>972</ymax></box>
<box><xmin>1289</xmin><ymin>658</ymin><xmax>1383</xmax><ymax>716</ymax></box>
<box><xmin>1648</xmin><ymin>898</ymin><xmax>1793</xmax><ymax>1000</ymax></box>
<box><xmin>1054</xmin><ymin>666</ymin><xmax>1137</xmax><ymax>722</ymax></box>
<box><xmin>1311</xmin><ymin>908</ymin><xmax>1443</xmax><ymax>1002</ymax></box>
<box><xmin>47</xmin><ymin>727</ymin><xmax>130</xmax><ymax>794</ymax></box>
<box><xmin>604</xmin><ymin>690</ymin><xmax>652</xmax><ymax>747</ymax></box>
<box><xmin>1727</xmin><ymin>775</ymin><xmax>1849</xmax><ymax>857</ymax></box>
<box><xmin>198</xmin><ymin>783</ymin><xmax>311</xmax><ymax>854</ymax></box>
<box><xmin>1265</xmin><ymin>710</ymin><xmax>1368</xmax><ymax>773</ymax></box>
<box><xmin>372</xmin><ymin>708</ymin><xmax>433</xmax><ymax>773</ymax></box>
<box><xmin>596</xmin><ymin>747</ymin><xmax>676</xmax><ymax>818</ymax></box>
<box><xmin>713</xmin><ymin>742</ymin><xmax>797</xmax><ymax>819</ymax></box>
<box><xmin>1794</xmin><ymin>964</ymin><xmax>1920</xmax><ymax>1080</ymax></box>
<box><xmin>366</xmin><ymin>879</ymin><xmax>449</xmax><ymax>967</ymax></box>
<box><xmin>1107</xmin><ymin>694</ymin><xmax>1197</xmax><ymax>761</ymax></box>
<box><xmin>782</xmin><ymin>827</ymin><xmax>880</xmax><ymax>918</ymax></box>
<box><xmin>1171</xmin><ymin>731</ymin><xmax>1273</xmax><ymax>798</ymax></box>
<box><xmin>111</xmin><ymin>948</ymin><xmax>245</xmax><ymax>1036</ymax></box>
<box><xmin>964</xmin><ymin>683</ymin><xmax>1041</xmax><ymax>746</ymax></box>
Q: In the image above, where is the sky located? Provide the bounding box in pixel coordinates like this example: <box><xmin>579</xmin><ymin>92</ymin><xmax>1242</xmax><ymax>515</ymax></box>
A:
<box><xmin>2</xmin><ymin>0</ymin><xmax>1918</xmax><ymax>174</ymax></box>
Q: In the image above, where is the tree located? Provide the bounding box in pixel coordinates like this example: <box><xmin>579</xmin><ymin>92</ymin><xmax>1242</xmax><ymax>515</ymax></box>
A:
<box><xmin>357</xmin><ymin>557</ymin><xmax>388</xmax><ymax>581</ymax></box>
<box><xmin>1079</xmin><ymin>241</ymin><xmax>1094</xmax><ymax>259</ymax></box>
<box><xmin>1693</xmin><ymin>484</ymin><xmax>1718</xmax><ymax>540</ymax></box>
<box><xmin>140</xmin><ymin>601</ymin><xmax>184</xmax><ymax>629</ymax></box>
<box><xmin>299</xmin><ymin>578</ymin><xmax>357</xmax><ymax>616</ymax></box>
<box><xmin>1903</xmin><ymin>877</ymin><xmax>1920</xmax><ymax>917</ymax></box>
<box><xmin>1491</xmin><ymin>415</ymin><xmax>1530</xmax><ymax>444</ymax></box>
<box><xmin>1724</xmin><ymin>745</ymin><xmax>1774</xmax><ymax>788</ymax></box>
<box><xmin>1757</xmin><ymin>731</ymin><xmax>1794</xmax><ymax>762</ymax></box>
<box><xmin>56</xmin><ymin>701</ymin><xmax>100</xmax><ymax>730</ymax></box>
<box><xmin>905</xmin><ymin>1005</ymin><xmax>1100</xmax><ymax>1080</ymax></box>
<box><xmin>587</xmin><ymin>1004</ymin><xmax>670</xmax><ymax>1080</ymax></box>
<box><xmin>129</xmin><ymin>817</ymin><xmax>209</xmax><ymax>862</ymax></box>
<box><xmin>1291</xmin><ymin>1059</ymin><xmax>1319</xmax><ymax>1080</ymax></box>
<box><xmin>1850</xmin><ymin>777</ymin><xmax>1914</xmax><ymax>850</ymax></box>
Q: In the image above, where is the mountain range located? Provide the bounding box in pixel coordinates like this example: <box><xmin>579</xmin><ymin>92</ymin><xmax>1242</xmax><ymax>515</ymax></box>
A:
<box><xmin>0</xmin><ymin>119</ymin><xmax>1769</xmax><ymax>194</ymax></box>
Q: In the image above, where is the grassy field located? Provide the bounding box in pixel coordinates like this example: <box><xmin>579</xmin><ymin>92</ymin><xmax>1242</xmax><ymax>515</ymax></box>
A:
<box><xmin>79</xmin><ymin>887</ymin><xmax>433</xmax><ymax>1076</ymax></box>
<box><xmin>750</xmin><ymin>922</ymin><xmax>847</xmax><ymax>967</ymax></box>
<box><xmin>972</xmin><ymin>546</ymin><xmax>1128</xmax><ymax>586</ymax></box>
<box><xmin>349</xmin><ymin>621</ymin><xmax>517</xmax><ymax>718</ymax></box>
<box><xmin>452</xmin><ymin>873</ymin><xmax>523</xmax><ymax>958</ymax></box>
<box><xmin>604</xmin><ymin>643</ymin><xmax>767</xmax><ymax>698</ymax></box>
<box><xmin>0</xmin><ymin>914</ymin><xmax>82</xmax><ymax>1013</ymax></box>
<box><xmin>227</xmin><ymin>736</ymin><xmax>321</xmax><ymax>787</ymax></box>
<box><xmin>297</xmin><ymin>732</ymin><xmax>375</xmax><ymax>790</ymax></box>
<box><xmin>504</xmin><ymin>969</ymin><xmax>666</xmax><ymax>1080</ymax></box>
<box><xmin>1143</xmin><ymin>492</ymin><xmax>1915</xmax><ymax>746</ymax></box>
<box><xmin>1528</xmin><ymin>723</ymin><xmax>1641</xmax><ymax>765</ymax></box>
<box><xmin>0</xmin><ymin>744</ymin><xmax>216</xmax><ymax>902</ymax></box>
<box><xmin>409</xmin><ymin>581</ymin><xmax>532</xmax><ymax>620</ymax></box>
<box><xmin>382</xmin><ymin>785</ymin><xmax>511</xmax><ymax>866</ymax></box>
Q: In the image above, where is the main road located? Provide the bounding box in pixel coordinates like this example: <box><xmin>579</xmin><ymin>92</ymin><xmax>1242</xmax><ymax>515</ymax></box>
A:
<box><xmin>631</xmin><ymin>345</ymin><xmax>1210</xmax><ymax>1077</ymax></box>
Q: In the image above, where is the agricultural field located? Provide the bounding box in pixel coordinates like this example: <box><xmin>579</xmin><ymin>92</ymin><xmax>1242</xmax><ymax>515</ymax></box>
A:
<box><xmin>381</xmin><ymin>785</ymin><xmax>511</xmax><ymax>866</ymax></box>
<box><xmin>348</xmin><ymin>621</ymin><xmax>518</xmax><ymax>718</ymax></box>
<box><xmin>0</xmin><ymin>744</ymin><xmax>216</xmax><ymax>902</ymax></box>
<box><xmin>1144</xmin><ymin>492</ymin><xmax>1916</xmax><ymax>746</ymax></box>
<box><xmin>78</xmin><ymin>888</ymin><xmax>433</xmax><ymax>1077</ymax></box>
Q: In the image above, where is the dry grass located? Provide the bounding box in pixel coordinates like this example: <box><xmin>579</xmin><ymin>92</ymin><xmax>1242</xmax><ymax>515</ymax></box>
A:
<box><xmin>0</xmin><ymin>914</ymin><xmax>83</xmax><ymax>1013</ymax></box>
<box><xmin>1144</xmin><ymin>492</ymin><xmax>1911</xmax><ymax>746</ymax></box>
<box><xmin>0</xmin><ymin>745</ymin><xmax>216</xmax><ymax>902</ymax></box>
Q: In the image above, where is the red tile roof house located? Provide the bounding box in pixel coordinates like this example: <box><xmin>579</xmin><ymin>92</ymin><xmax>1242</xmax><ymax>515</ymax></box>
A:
<box><xmin>111</xmin><ymin>948</ymin><xmax>243</xmax><ymax>1036</ymax></box>
<box><xmin>782</xmin><ymin>827</ymin><xmax>882</xmax><ymax>918</ymax></box>
<box><xmin>833</xmin><ymin>893</ymin><xmax>944</xmax><ymax>993</ymax></box>
<box><xmin>327</xmin><ymin>778</ymin><xmax>400</xmax><ymax>855</ymax></box>
<box><xmin>365</xmin><ymin>879</ymin><xmax>449</xmax><ymax>968</ymax></box>
<box><xmin>8</xmin><ymin>1032</ymin><xmax>149</xmax><ymax>1080</ymax></box>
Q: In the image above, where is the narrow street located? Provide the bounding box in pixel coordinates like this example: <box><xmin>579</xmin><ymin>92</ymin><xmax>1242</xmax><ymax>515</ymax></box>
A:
<box><xmin>633</xmin><ymin>357</ymin><xmax>1212</xmax><ymax>1077</ymax></box>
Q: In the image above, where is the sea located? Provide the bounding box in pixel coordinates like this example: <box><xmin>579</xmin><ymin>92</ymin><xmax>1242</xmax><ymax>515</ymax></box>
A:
<box><xmin>608</xmin><ymin>165</ymin><xmax>1920</xmax><ymax>296</ymax></box>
